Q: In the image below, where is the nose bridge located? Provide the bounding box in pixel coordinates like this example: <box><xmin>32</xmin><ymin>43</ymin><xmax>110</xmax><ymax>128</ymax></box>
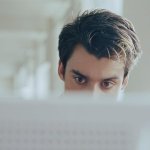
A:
<box><xmin>93</xmin><ymin>82</ymin><xmax>101</xmax><ymax>94</ymax></box>
<box><xmin>88</xmin><ymin>82</ymin><xmax>102</xmax><ymax>94</ymax></box>
<box><xmin>93</xmin><ymin>83</ymin><xmax>99</xmax><ymax>92</ymax></box>
<box><xmin>92</xmin><ymin>82</ymin><xmax>105</xmax><ymax>98</ymax></box>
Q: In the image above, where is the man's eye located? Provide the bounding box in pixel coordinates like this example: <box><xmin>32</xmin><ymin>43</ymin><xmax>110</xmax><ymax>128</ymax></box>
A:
<box><xmin>101</xmin><ymin>81</ymin><xmax>114</xmax><ymax>89</ymax></box>
<box><xmin>74</xmin><ymin>76</ymin><xmax>87</xmax><ymax>85</ymax></box>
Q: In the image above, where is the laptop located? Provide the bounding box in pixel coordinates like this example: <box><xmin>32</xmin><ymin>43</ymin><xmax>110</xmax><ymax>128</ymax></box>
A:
<box><xmin>0</xmin><ymin>93</ymin><xmax>150</xmax><ymax>150</ymax></box>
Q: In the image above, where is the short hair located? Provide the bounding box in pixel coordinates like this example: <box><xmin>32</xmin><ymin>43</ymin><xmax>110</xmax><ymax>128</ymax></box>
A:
<box><xmin>58</xmin><ymin>9</ymin><xmax>142</xmax><ymax>77</ymax></box>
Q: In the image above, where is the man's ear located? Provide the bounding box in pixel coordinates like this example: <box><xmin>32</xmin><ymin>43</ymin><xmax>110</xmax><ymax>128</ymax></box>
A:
<box><xmin>58</xmin><ymin>60</ymin><xmax>65</xmax><ymax>81</ymax></box>
<box><xmin>121</xmin><ymin>75</ymin><xmax>129</xmax><ymax>90</ymax></box>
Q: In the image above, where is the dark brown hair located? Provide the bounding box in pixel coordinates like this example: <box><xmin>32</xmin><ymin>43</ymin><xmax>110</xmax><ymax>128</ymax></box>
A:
<box><xmin>58</xmin><ymin>9</ymin><xmax>142</xmax><ymax>77</ymax></box>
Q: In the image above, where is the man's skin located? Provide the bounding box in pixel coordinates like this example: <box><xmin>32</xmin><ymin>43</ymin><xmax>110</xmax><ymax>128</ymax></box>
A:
<box><xmin>58</xmin><ymin>44</ymin><xmax>128</xmax><ymax>98</ymax></box>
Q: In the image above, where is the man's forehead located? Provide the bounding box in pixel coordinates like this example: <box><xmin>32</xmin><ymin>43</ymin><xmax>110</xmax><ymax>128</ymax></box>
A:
<box><xmin>68</xmin><ymin>57</ymin><xmax>124</xmax><ymax>77</ymax></box>
<box><xmin>66</xmin><ymin>45</ymin><xmax>125</xmax><ymax>79</ymax></box>
<box><xmin>69</xmin><ymin>44</ymin><xmax>124</xmax><ymax>67</ymax></box>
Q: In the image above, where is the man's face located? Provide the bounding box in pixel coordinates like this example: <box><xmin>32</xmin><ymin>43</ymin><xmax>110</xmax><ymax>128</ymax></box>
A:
<box><xmin>58</xmin><ymin>44</ymin><xmax>128</xmax><ymax>98</ymax></box>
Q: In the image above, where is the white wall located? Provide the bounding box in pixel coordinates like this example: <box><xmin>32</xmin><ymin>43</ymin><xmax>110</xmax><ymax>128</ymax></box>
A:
<box><xmin>123</xmin><ymin>0</ymin><xmax>150</xmax><ymax>92</ymax></box>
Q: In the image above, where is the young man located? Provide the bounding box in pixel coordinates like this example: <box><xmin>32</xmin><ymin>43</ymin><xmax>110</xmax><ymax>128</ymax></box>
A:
<box><xmin>58</xmin><ymin>9</ymin><xmax>142</xmax><ymax>98</ymax></box>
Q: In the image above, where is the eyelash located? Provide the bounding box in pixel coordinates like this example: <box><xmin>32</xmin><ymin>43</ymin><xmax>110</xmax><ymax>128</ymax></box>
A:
<box><xmin>101</xmin><ymin>81</ymin><xmax>115</xmax><ymax>89</ymax></box>
<box><xmin>73</xmin><ymin>76</ymin><xmax>87</xmax><ymax>85</ymax></box>
<box><xmin>73</xmin><ymin>75</ymin><xmax>116</xmax><ymax>89</ymax></box>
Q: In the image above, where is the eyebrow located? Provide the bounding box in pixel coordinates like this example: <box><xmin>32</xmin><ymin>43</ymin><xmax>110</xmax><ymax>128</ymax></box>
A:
<box><xmin>71</xmin><ymin>69</ymin><xmax>120</xmax><ymax>81</ymax></box>
<box><xmin>103</xmin><ymin>77</ymin><xmax>120</xmax><ymax>81</ymax></box>
<box><xmin>71</xmin><ymin>69</ymin><xmax>88</xmax><ymax>79</ymax></box>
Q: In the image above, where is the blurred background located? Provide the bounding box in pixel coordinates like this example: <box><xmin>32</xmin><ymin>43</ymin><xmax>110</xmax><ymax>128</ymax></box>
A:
<box><xmin>0</xmin><ymin>0</ymin><xmax>149</xmax><ymax>99</ymax></box>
